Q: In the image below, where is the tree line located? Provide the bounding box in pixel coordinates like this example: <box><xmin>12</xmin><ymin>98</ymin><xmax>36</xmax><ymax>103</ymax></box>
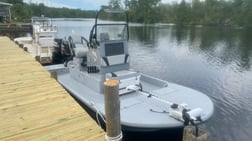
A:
<box><xmin>0</xmin><ymin>0</ymin><xmax>96</xmax><ymax>22</ymax></box>
<box><xmin>122</xmin><ymin>0</ymin><xmax>252</xmax><ymax>27</ymax></box>
<box><xmin>1</xmin><ymin>0</ymin><xmax>251</xmax><ymax>27</ymax></box>
<box><xmin>158</xmin><ymin>0</ymin><xmax>252</xmax><ymax>27</ymax></box>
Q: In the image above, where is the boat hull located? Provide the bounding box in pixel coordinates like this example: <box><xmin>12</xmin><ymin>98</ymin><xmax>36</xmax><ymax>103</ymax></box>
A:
<box><xmin>52</xmin><ymin>67</ymin><xmax>214</xmax><ymax>132</ymax></box>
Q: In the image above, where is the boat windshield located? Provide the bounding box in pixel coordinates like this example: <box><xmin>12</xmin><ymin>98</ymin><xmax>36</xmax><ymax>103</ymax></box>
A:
<box><xmin>90</xmin><ymin>9</ymin><xmax>129</xmax><ymax>43</ymax></box>
<box><xmin>96</xmin><ymin>24</ymin><xmax>128</xmax><ymax>41</ymax></box>
<box><xmin>32</xmin><ymin>17</ymin><xmax>51</xmax><ymax>25</ymax></box>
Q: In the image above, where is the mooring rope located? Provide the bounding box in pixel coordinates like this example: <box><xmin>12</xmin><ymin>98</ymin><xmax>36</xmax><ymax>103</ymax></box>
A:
<box><xmin>90</xmin><ymin>101</ymin><xmax>106</xmax><ymax>127</ymax></box>
<box><xmin>105</xmin><ymin>131</ymin><xmax>123</xmax><ymax>141</ymax></box>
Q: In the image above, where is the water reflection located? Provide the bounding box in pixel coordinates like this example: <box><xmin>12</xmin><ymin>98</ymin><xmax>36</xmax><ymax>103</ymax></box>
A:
<box><xmin>130</xmin><ymin>25</ymin><xmax>159</xmax><ymax>47</ymax></box>
<box><xmin>130</xmin><ymin>25</ymin><xmax>252</xmax><ymax>71</ymax></box>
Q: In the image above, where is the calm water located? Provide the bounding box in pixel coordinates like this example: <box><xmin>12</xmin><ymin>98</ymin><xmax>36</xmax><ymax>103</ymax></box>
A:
<box><xmin>53</xmin><ymin>20</ymin><xmax>252</xmax><ymax>141</ymax></box>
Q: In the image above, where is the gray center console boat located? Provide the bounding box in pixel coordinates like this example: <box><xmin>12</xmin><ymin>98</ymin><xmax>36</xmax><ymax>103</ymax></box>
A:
<box><xmin>46</xmin><ymin>9</ymin><xmax>214</xmax><ymax>132</ymax></box>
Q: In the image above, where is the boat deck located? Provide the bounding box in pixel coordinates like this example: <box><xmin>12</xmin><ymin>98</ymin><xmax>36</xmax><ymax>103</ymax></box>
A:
<box><xmin>0</xmin><ymin>37</ymin><xmax>104</xmax><ymax>140</ymax></box>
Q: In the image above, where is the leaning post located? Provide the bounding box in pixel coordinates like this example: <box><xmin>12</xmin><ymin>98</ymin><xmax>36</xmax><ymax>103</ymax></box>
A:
<box><xmin>104</xmin><ymin>80</ymin><xmax>122</xmax><ymax>141</ymax></box>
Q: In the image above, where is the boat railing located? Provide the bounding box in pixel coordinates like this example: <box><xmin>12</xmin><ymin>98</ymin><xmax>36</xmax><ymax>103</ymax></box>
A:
<box><xmin>39</xmin><ymin>24</ymin><xmax>57</xmax><ymax>32</ymax></box>
<box><xmin>89</xmin><ymin>9</ymin><xmax>129</xmax><ymax>48</ymax></box>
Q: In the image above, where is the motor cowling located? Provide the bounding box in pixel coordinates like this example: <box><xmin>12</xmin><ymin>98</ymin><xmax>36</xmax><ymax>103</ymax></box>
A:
<box><xmin>169</xmin><ymin>103</ymin><xmax>203</xmax><ymax>125</ymax></box>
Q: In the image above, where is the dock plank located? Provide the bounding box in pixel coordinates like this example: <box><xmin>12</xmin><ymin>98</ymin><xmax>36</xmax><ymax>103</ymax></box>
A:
<box><xmin>0</xmin><ymin>37</ymin><xmax>104</xmax><ymax>141</ymax></box>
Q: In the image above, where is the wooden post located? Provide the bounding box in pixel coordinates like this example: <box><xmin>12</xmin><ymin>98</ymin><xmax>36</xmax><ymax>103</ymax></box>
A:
<box><xmin>50</xmin><ymin>72</ymin><xmax>57</xmax><ymax>80</ymax></box>
<box><xmin>19</xmin><ymin>43</ymin><xmax>23</xmax><ymax>48</ymax></box>
<box><xmin>8</xmin><ymin>5</ymin><xmax>11</xmax><ymax>22</ymax></box>
<box><xmin>104</xmin><ymin>80</ymin><xmax>122</xmax><ymax>141</ymax></box>
<box><xmin>183</xmin><ymin>125</ymin><xmax>209</xmax><ymax>141</ymax></box>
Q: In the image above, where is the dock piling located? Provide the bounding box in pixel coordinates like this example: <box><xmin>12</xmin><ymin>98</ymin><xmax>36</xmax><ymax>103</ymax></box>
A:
<box><xmin>104</xmin><ymin>80</ymin><xmax>122</xmax><ymax>141</ymax></box>
<box><xmin>50</xmin><ymin>71</ymin><xmax>57</xmax><ymax>79</ymax></box>
<box><xmin>183</xmin><ymin>125</ymin><xmax>209</xmax><ymax>141</ymax></box>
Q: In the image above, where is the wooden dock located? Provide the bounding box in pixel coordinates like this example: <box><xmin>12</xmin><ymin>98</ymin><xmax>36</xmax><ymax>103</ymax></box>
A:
<box><xmin>0</xmin><ymin>37</ymin><xmax>104</xmax><ymax>140</ymax></box>
<box><xmin>0</xmin><ymin>23</ymin><xmax>32</xmax><ymax>32</ymax></box>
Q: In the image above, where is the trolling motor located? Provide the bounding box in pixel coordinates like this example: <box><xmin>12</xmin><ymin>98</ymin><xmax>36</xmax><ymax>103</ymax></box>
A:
<box><xmin>169</xmin><ymin>103</ymin><xmax>203</xmax><ymax>123</ymax></box>
<box><xmin>169</xmin><ymin>103</ymin><xmax>203</xmax><ymax>137</ymax></box>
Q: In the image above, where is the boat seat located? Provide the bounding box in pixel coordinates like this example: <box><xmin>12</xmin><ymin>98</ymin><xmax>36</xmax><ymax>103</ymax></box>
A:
<box><xmin>99</xmin><ymin>40</ymin><xmax>130</xmax><ymax>74</ymax></box>
<box><xmin>74</xmin><ymin>47</ymin><xmax>88</xmax><ymax>58</ymax></box>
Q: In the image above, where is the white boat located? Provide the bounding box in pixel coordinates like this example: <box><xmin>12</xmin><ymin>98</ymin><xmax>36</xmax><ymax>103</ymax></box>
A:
<box><xmin>46</xmin><ymin>9</ymin><xmax>214</xmax><ymax>132</ymax></box>
<box><xmin>14</xmin><ymin>16</ymin><xmax>58</xmax><ymax>64</ymax></box>
<box><xmin>31</xmin><ymin>16</ymin><xmax>58</xmax><ymax>64</ymax></box>
<box><xmin>14</xmin><ymin>36</ymin><xmax>32</xmax><ymax>48</ymax></box>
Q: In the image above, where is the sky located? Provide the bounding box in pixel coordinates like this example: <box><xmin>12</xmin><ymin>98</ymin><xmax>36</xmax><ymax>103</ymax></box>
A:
<box><xmin>23</xmin><ymin>0</ymin><xmax>191</xmax><ymax>10</ymax></box>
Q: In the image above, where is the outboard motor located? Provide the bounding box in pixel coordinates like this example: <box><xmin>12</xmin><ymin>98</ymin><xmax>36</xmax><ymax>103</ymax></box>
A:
<box><xmin>52</xmin><ymin>38</ymin><xmax>63</xmax><ymax>64</ymax></box>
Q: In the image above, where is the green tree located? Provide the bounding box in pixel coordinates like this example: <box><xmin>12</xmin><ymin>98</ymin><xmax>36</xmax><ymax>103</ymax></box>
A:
<box><xmin>239</xmin><ymin>0</ymin><xmax>252</xmax><ymax>26</ymax></box>
<box><xmin>174</xmin><ymin>0</ymin><xmax>190</xmax><ymax>25</ymax></box>
<box><xmin>0</xmin><ymin>0</ymin><xmax>23</xmax><ymax>4</ymax></box>
<box><xmin>109</xmin><ymin>0</ymin><xmax>122</xmax><ymax>9</ymax></box>
<box><xmin>204</xmin><ymin>0</ymin><xmax>221</xmax><ymax>25</ymax></box>
<box><xmin>2</xmin><ymin>0</ymin><xmax>252</xmax><ymax>27</ymax></box>
<box><xmin>158</xmin><ymin>3</ymin><xmax>175</xmax><ymax>23</ymax></box>
<box><xmin>125</xmin><ymin>0</ymin><xmax>161</xmax><ymax>23</ymax></box>
<box><xmin>11</xmin><ymin>3</ymin><xmax>31</xmax><ymax>22</ymax></box>
<box><xmin>30</xmin><ymin>3</ymin><xmax>46</xmax><ymax>17</ymax></box>
<box><xmin>28</xmin><ymin>3</ymin><xmax>96</xmax><ymax>18</ymax></box>
<box><xmin>191</xmin><ymin>0</ymin><xmax>205</xmax><ymax>24</ymax></box>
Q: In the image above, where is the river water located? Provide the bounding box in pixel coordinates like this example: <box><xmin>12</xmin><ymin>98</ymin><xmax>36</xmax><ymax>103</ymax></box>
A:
<box><xmin>53</xmin><ymin>19</ymin><xmax>252</xmax><ymax>141</ymax></box>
